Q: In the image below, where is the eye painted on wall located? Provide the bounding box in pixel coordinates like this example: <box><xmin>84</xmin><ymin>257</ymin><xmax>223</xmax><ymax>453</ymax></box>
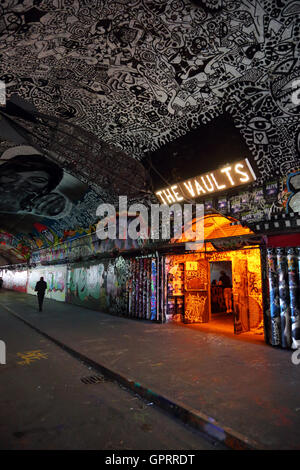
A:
<box><xmin>247</xmin><ymin>117</ymin><xmax>271</xmax><ymax>131</ymax></box>
<box><xmin>273</xmin><ymin>42</ymin><xmax>294</xmax><ymax>56</ymax></box>
<box><xmin>113</xmin><ymin>26</ymin><xmax>139</xmax><ymax>45</ymax></box>
<box><xmin>247</xmin><ymin>117</ymin><xmax>272</xmax><ymax>145</ymax></box>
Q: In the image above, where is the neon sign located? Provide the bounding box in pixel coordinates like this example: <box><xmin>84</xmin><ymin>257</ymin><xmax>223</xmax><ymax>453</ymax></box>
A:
<box><xmin>155</xmin><ymin>158</ymin><xmax>256</xmax><ymax>204</ymax></box>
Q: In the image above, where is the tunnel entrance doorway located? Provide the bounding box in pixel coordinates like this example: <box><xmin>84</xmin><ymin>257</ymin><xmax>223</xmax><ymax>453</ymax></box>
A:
<box><xmin>166</xmin><ymin>214</ymin><xmax>265</xmax><ymax>341</ymax></box>
<box><xmin>209</xmin><ymin>260</ymin><xmax>234</xmax><ymax>332</ymax></box>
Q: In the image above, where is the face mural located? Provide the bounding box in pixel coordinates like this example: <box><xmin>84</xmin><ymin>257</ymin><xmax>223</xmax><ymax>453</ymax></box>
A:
<box><xmin>0</xmin><ymin>145</ymin><xmax>103</xmax><ymax>243</ymax></box>
<box><xmin>0</xmin><ymin>149</ymin><xmax>67</xmax><ymax>217</ymax></box>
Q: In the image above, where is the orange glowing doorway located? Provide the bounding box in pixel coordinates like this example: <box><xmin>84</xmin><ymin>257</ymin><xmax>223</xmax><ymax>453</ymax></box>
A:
<box><xmin>166</xmin><ymin>214</ymin><xmax>265</xmax><ymax>341</ymax></box>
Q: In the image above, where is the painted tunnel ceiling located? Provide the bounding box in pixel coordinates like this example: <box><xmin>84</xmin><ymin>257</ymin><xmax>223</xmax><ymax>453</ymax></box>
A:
<box><xmin>0</xmin><ymin>0</ymin><xmax>300</xmax><ymax>264</ymax></box>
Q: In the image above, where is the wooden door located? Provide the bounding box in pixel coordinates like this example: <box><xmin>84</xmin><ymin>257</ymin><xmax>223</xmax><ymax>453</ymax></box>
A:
<box><xmin>184</xmin><ymin>259</ymin><xmax>210</xmax><ymax>323</ymax></box>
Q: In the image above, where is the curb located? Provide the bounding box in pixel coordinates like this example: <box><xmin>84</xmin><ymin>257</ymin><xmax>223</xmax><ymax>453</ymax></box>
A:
<box><xmin>1</xmin><ymin>302</ymin><xmax>266</xmax><ymax>451</ymax></box>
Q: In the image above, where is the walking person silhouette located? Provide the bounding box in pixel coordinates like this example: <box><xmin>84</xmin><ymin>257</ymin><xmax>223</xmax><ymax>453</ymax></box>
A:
<box><xmin>34</xmin><ymin>277</ymin><xmax>47</xmax><ymax>312</ymax></box>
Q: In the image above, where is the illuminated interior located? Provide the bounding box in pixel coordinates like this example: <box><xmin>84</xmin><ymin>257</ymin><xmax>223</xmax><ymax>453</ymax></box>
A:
<box><xmin>167</xmin><ymin>214</ymin><xmax>264</xmax><ymax>340</ymax></box>
<box><xmin>173</xmin><ymin>213</ymin><xmax>254</xmax><ymax>243</ymax></box>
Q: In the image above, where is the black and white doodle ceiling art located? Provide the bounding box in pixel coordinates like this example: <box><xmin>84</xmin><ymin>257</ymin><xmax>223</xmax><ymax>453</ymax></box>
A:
<box><xmin>0</xmin><ymin>0</ymin><xmax>300</xmax><ymax>255</ymax></box>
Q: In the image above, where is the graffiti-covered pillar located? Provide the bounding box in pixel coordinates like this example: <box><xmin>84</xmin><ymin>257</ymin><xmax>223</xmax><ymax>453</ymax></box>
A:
<box><xmin>287</xmin><ymin>248</ymin><xmax>300</xmax><ymax>349</ymax></box>
<box><xmin>267</xmin><ymin>247</ymin><xmax>300</xmax><ymax>348</ymax></box>
<box><xmin>277</xmin><ymin>248</ymin><xmax>292</xmax><ymax>348</ymax></box>
<box><xmin>267</xmin><ymin>248</ymin><xmax>281</xmax><ymax>346</ymax></box>
<box><xmin>260</xmin><ymin>246</ymin><xmax>270</xmax><ymax>345</ymax></box>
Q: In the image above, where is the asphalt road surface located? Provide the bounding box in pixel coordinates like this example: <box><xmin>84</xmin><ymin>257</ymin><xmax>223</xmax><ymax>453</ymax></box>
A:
<box><xmin>0</xmin><ymin>308</ymin><xmax>226</xmax><ymax>451</ymax></box>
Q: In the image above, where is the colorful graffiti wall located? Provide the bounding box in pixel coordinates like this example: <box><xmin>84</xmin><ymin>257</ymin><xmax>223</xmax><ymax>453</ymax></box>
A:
<box><xmin>27</xmin><ymin>265</ymin><xmax>67</xmax><ymax>302</ymax></box>
<box><xmin>1</xmin><ymin>244</ymin><xmax>300</xmax><ymax>351</ymax></box>
<box><xmin>30</xmin><ymin>229</ymin><xmax>143</xmax><ymax>266</ymax></box>
<box><xmin>2</xmin><ymin>254</ymin><xmax>160</xmax><ymax>320</ymax></box>
<box><xmin>127</xmin><ymin>258</ymin><xmax>159</xmax><ymax>321</ymax></box>
<box><xmin>0</xmin><ymin>269</ymin><xmax>28</xmax><ymax>292</ymax></box>
<box><xmin>66</xmin><ymin>257</ymin><xmax>130</xmax><ymax>315</ymax></box>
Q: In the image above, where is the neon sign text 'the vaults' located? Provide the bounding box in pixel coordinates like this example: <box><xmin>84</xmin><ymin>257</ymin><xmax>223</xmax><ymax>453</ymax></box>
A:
<box><xmin>155</xmin><ymin>158</ymin><xmax>256</xmax><ymax>204</ymax></box>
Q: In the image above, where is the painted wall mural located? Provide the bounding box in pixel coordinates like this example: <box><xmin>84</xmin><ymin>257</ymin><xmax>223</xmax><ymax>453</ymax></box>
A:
<box><xmin>0</xmin><ymin>145</ymin><xmax>145</xmax><ymax>259</ymax></box>
<box><xmin>0</xmin><ymin>2</ymin><xmax>299</xmax><ymax>255</ymax></box>
<box><xmin>2</xmin><ymin>254</ymin><xmax>161</xmax><ymax>321</ymax></box>
<box><xmin>0</xmin><ymin>145</ymin><xmax>103</xmax><ymax>241</ymax></box>
<box><xmin>287</xmin><ymin>171</ymin><xmax>300</xmax><ymax>213</ymax></box>
<box><xmin>30</xmin><ymin>224</ymin><xmax>144</xmax><ymax>266</ymax></box>
<box><xmin>0</xmin><ymin>0</ymin><xmax>299</xmax><ymax>262</ymax></box>
<box><xmin>27</xmin><ymin>265</ymin><xmax>67</xmax><ymax>301</ymax></box>
<box><xmin>0</xmin><ymin>268</ymin><xmax>28</xmax><ymax>292</ymax></box>
<box><xmin>127</xmin><ymin>257</ymin><xmax>158</xmax><ymax>320</ymax></box>
<box><xmin>0</xmin><ymin>230</ymin><xmax>31</xmax><ymax>265</ymax></box>
<box><xmin>1</xmin><ymin>245</ymin><xmax>298</xmax><ymax>349</ymax></box>
<box><xmin>66</xmin><ymin>257</ymin><xmax>130</xmax><ymax>315</ymax></box>
<box><xmin>66</xmin><ymin>263</ymin><xmax>105</xmax><ymax>310</ymax></box>
<box><xmin>200</xmin><ymin>168</ymin><xmax>300</xmax><ymax>224</ymax></box>
<box><xmin>0</xmin><ymin>0</ymin><xmax>299</xmax><ymax>176</ymax></box>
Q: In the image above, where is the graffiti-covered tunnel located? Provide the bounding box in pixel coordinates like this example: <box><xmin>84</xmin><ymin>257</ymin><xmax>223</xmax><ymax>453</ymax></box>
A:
<box><xmin>0</xmin><ymin>0</ymin><xmax>300</xmax><ymax>351</ymax></box>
